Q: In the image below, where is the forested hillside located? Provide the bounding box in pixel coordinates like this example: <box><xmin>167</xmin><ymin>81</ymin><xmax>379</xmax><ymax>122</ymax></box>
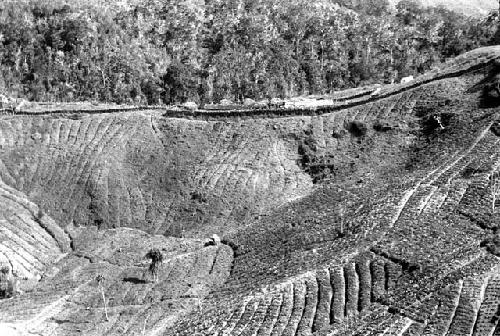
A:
<box><xmin>0</xmin><ymin>0</ymin><xmax>498</xmax><ymax>105</ymax></box>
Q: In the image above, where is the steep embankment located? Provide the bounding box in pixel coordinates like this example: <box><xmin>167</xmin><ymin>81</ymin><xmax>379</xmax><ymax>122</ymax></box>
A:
<box><xmin>0</xmin><ymin>46</ymin><xmax>499</xmax><ymax>335</ymax></box>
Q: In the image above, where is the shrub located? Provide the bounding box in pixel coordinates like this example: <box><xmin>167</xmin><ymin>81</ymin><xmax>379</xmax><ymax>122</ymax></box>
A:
<box><xmin>0</xmin><ymin>266</ymin><xmax>14</xmax><ymax>299</ymax></box>
<box><xmin>480</xmin><ymin>77</ymin><xmax>500</xmax><ymax>107</ymax></box>
<box><xmin>481</xmin><ymin>235</ymin><xmax>500</xmax><ymax>256</ymax></box>
<box><xmin>347</xmin><ymin>121</ymin><xmax>368</xmax><ymax>137</ymax></box>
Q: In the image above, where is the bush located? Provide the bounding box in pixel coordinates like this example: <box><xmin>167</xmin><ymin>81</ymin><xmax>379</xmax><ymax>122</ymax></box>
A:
<box><xmin>347</xmin><ymin>121</ymin><xmax>368</xmax><ymax>137</ymax></box>
<box><xmin>480</xmin><ymin>82</ymin><xmax>500</xmax><ymax>108</ymax></box>
<box><xmin>0</xmin><ymin>266</ymin><xmax>14</xmax><ymax>299</ymax></box>
<box><xmin>481</xmin><ymin>235</ymin><xmax>500</xmax><ymax>256</ymax></box>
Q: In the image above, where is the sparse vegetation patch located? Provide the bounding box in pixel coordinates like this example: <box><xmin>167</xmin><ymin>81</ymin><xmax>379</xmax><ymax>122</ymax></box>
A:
<box><xmin>347</xmin><ymin>120</ymin><xmax>368</xmax><ymax>137</ymax></box>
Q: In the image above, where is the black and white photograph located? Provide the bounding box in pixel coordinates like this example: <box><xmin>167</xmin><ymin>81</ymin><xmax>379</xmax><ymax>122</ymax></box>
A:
<box><xmin>0</xmin><ymin>0</ymin><xmax>500</xmax><ymax>335</ymax></box>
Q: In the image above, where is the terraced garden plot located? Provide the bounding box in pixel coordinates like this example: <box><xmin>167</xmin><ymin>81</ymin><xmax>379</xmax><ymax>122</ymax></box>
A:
<box><xmin>1</xmin><ymin>46</ymin><xmax>500</xmax><ymax>335</ymax></box>
<box><xmin>0</xmin><ymin>112</ymin><xmax>320</xmax><ymax>239</ymax></box>
<box><xmin>0</xmin><ymin>227</ymin><xmax>233</xmax><ymax>336</ymax></box>
<box><xmin>174</xmin><ymin>253</ymin><xmax>411</xmax><ymax>335</ymax></box>
<box><xmin>0</xmin><ymin>178</ymin><xmax>70</xmax><ymax>284</ymax></box>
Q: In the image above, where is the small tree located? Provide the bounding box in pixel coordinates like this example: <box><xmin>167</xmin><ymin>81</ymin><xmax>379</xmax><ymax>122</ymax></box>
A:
<box><xmin>145</xmin><ymin>248</ymin><xmax>164</xmax><ymax>283</ymax></box>
<box><xmin>96</xmin><ymin>274</ymin><xmax>109</xmax><ymax>321</ymax></box>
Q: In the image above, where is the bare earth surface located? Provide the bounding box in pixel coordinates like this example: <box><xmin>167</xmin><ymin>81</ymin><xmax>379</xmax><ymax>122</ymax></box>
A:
<box><xmin>0</xmin><ymin>46</ymin><xmax>500</xmax><ymax>335</ymax></box>
<box><xmin>387</xmin><ymin>0</ymin><xmax>497</xmax><ymax>17</ymax></box>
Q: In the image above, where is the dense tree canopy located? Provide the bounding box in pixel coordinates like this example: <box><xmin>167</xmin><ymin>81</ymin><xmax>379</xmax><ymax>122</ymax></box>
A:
<box><xmin>0</xmin><ymin>0</ymin><xmax>498</xmax><ymax>105</ymax></box>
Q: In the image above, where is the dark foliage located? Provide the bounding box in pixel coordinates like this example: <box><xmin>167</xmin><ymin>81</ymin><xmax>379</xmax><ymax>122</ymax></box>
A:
<box><xmin>347</xmin><ymin>121</ymin><xmax>368</xmax><ymax>137</ymax></box>
<box><xmin>95</xmin><ymin>274</ymin><xmax>105</xmax><ymax>285</ymax></box>
<box><xmin>145</xmin><ymin>248</ymin><xmax>164</xmax><ymax>282</ymax></box>
<box><xmin>0</xmin><ymin>266</ymin><xmax>14</xmax><ymax>299</ymax></box>
<box><xmin>491</xmin><ymin>120</ymin><xmax>500</xmax><ymax>137</ymax></box>
<box><xmin>469</xmin><ymin>66</ymin><xmax>500</xmax><ymax>108</ymax></box>
<box><xmin>145</xmin><ymin>248</ymin><xmax>164</xmax><ymax>263</ymax></box>
<box><xmin>190</xmin><ymin>191</ymin><xmax>208</xmax><ymax>203</ymax></box>
<box><xmin>123</xmin><ymin>277</ymin><xmax>147</xmax><ymax>284</ymax></box>
<box><xmin>481</xmin><ymin>235</ymin><xmax>500</xmax><ymax>256</ymax></box>
<box><xmin>298</xmin><ymin>133</ymin><xmax>337</xmax><ymax>184</ymax></box>
<box><xmin>480</xmin><ymin>82</ymin><xmax>500</xmax><ymax>108</ymax></box>
<box><xmin>0</xmin><ymin>0</ymin><xmax>497</xmax><ymax>104</ymax></box>
<box><xmin>462</xmin><ymin>164</ymin><xmax>489</xmax><ymax>178</ymax></box>
<box><xmin>204</xmin><ymin>240</ymin><xmax>217</xmax><ymax>247</ymax></box>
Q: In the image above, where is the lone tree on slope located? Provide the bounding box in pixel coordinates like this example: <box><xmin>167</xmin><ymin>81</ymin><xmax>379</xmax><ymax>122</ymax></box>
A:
<box><xmin>145</xmin><ymin>248</ymin><xmax>164</xmax><ymax>283</ymax></box>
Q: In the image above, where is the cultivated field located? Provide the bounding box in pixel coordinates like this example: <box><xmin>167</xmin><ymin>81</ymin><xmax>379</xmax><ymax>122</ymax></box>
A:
<box><xmin>0</xmin><ymin>46</ymin><xmax>500</xmax><ymax>335</ymax></box>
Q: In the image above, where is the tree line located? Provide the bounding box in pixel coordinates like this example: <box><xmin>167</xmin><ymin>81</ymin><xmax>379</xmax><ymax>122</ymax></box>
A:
<box><xmin>0</xmin><ymin>0</ymin><xmax>498</xmax><ymax>105</ymax></box>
